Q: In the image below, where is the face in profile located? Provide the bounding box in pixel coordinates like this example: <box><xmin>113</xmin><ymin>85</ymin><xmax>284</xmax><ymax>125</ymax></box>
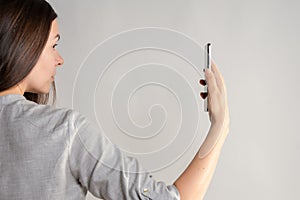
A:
<box><xmin>23</xmin><ymin>19</ymin><xmax>64</xmax><ymax>94</ymax></box>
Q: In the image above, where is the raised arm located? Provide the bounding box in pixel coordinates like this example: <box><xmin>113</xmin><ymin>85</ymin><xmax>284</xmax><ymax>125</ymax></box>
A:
<box><xmin>174</xmin><ymin>62</ymin><xmax>230</xmax><ymax>200</ymax></box>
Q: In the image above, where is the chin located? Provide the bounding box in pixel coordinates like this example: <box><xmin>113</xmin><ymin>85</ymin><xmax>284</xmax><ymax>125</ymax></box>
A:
<box><xmin>28</xmin><ymin>88</ymin><xmax>51</xmax><ymax>95</ymax></box>
<box><xmin>40</xmin><ymin>89</ymin><xmax>51</xmax><ymax>94</ymax></box>
<box><xmin>27</xmin><ymin>82</ymin><xmax>53</xmax><ymax>94</ymax></box>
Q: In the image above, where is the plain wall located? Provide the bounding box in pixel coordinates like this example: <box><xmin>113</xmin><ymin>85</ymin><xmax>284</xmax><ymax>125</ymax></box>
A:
<box><xmin>48</xmin><ymin>0</ymin><xmax>300</xmax><ymax>199</ymax></box>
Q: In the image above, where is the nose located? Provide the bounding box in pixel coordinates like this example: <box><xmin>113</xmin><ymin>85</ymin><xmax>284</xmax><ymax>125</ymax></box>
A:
<box><xmin>56</xmin><ymin>52</ymin><xmax>64</xmax><ymax>66</ymax></box>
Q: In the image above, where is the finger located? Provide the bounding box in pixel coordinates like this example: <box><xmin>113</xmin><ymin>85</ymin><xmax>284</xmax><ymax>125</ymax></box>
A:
<box><xmin>205</xmin><ymin>68</ymin><xmax>218</xmax><ymax>94</ymax></box>
<box><xmin>200</xmin><ymin>92</ymin><xmax>208</xmax><ymax>99</ymax></box>
<box><xmin>199</xmin><ymin>79</ymin><xmax>206</xmax><ymax>86</ymax></box>
<box><xmin>211</xmin><ymin>61</ymin><xmax>223</xmax><ymax>83</ymax></box>
<box><xmin>211</xmin><ymin>61</ymin><xmax>226</xmax><ymax>91</ymax></box>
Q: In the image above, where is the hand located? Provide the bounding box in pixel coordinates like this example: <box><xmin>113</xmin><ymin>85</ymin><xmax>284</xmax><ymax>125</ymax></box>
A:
<box><xmin>200</xmin><ymin>62</ymin><xmax>229</xmax><ymax>132</ymax></box>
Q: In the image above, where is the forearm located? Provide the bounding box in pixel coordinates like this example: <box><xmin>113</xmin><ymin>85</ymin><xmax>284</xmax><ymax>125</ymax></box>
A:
<box><xmin>174</xmin><ymin>124</ymin><xmax>229</xmax><ymax>200</ymax></box>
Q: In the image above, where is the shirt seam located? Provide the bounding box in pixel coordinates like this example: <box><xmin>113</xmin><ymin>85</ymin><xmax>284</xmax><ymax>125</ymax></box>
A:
<box><xmin>67</xmin><ymin>112</ymin><xmax>102</xmax><ymax>182</ymax></box>
<box><xmin>67</xmin><ymin>111</ymin><xmax>79</xmax><ymax>181</ymax></box>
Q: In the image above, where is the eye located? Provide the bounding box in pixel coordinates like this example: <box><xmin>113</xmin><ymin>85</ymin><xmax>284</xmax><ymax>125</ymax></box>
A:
<box><xmin>53</xmin><ymin>44</ymin><xmax>58</xmax><ymax>49</ymax></box>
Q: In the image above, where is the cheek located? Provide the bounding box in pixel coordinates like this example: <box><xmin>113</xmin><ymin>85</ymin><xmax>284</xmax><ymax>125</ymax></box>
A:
<box><xmin>29</xmin><ymin>55</ymin><xmax>54</xmax><ymax>81</ymax></box>
<box><xmin>37</xmin><ymin>51</ymin><xmax>56</xmax><ymax>73</ymax></box>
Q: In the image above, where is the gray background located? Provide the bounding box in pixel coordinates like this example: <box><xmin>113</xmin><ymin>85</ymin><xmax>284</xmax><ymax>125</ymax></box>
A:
<box><xmin>48</xmin><ymin>0</ymin><xmax>300</xmax><ymax>199</ymax></box>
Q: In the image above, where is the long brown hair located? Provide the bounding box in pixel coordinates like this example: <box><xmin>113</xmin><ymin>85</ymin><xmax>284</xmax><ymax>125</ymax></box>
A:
<box><xmin>0</xmin><ymin>0</ymin><xmax>58</xmax><ymax>105</ymax></box>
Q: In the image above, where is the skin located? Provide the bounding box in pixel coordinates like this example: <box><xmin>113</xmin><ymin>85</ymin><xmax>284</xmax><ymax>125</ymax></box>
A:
<box><xmin>0</xmin><ymin>19</ymin><xmax>64</xmax><ymax>96</ymax></box>
<box><xmin>174</xmin><ymin>62</ymin><xmax>230</xmax><ymax>199</ymax></box>
<box><xmin>0</xmin><ymin>19</ymin><xmax>229</xmax><ymax>200</ymax></box>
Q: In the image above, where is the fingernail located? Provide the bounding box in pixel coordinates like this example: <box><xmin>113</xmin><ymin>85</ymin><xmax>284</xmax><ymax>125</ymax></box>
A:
<box><xmin>200</xmin><ymin>92</ymin><xmax>208</xmax><ymax>99</ymax></box>
<box><xmin>200</xmin><ymin>79</ymin><xmax>206</xmax><ymax>85</ymax></box>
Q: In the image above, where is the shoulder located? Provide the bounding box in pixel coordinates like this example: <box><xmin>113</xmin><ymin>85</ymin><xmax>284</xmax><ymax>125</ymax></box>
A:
<box><xmin>18</xmin><ymin>99</ymin><xmax>88</xmax><ymax>133</ymax></box>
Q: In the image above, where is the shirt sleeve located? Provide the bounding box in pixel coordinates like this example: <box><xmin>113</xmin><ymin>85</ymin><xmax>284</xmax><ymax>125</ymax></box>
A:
<box><xmin>67</xmin><ymin>110</ymin><xmax>180</xmax><ymax>200</ymax></box>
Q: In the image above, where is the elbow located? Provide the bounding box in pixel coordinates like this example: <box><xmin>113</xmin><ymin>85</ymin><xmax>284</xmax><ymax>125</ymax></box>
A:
<box><xmin>174</xmin><ymin>183</ymin><xmax>205</xmax><ymax>200</ymax></box>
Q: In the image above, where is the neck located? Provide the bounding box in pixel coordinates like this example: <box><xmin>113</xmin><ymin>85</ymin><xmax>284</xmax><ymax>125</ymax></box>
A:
<box><xmin>0</xmin><ymin>85</ymin><xmax>24</xmax><ymax>96</ymax></box>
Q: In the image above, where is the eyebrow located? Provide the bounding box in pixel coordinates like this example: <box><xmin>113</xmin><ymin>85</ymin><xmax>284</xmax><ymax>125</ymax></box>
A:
<box><xmin>54</xmin><ymin>34</ymin><xmax>61</xmax><ymax>41</ymax></box>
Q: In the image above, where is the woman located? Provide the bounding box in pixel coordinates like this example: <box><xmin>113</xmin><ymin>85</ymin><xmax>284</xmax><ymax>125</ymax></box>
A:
<box><xmin>0</xmin><ymin>0</ymin><xmax>229</xmax><ymax>199</ymax></box>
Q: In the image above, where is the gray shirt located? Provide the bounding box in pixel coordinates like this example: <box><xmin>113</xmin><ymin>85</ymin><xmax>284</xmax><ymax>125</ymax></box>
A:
<box><xmin>0</xmin><ymin>94</ymin><xmax>180</xmax><ymax>200</ymax></box>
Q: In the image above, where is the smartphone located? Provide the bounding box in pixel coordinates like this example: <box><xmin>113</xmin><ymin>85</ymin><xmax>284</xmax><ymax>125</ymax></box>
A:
<box><xmin>204</xmin><ymin>43</ymin><xmax>211</xmax><ymax>112</ymax></box>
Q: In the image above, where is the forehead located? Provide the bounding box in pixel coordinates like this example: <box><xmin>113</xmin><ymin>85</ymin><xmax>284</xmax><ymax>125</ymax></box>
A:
<box><xmin>49</xmin><ymin>19</ymin><xmax>59</xmax><ymax>38</ymax></box>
